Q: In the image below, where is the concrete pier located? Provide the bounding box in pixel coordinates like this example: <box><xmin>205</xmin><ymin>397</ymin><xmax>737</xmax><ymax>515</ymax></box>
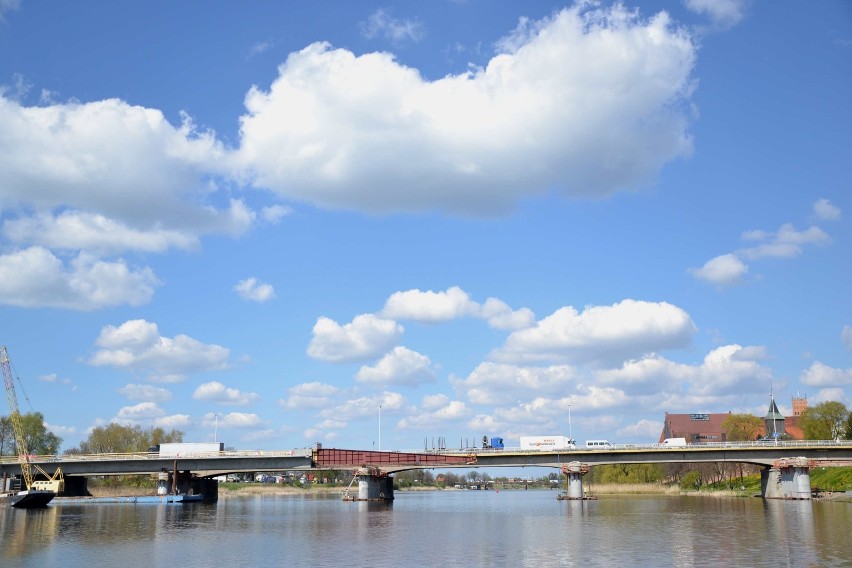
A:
<box><xmin>761</xmin><ymin>457</ymin><xmax>812</xmax><ymax>500</ymax></box>
<box><xmin>344</xmin><ymin>468</ymin><xmax>394</xmax><ymax>501</ymax></box>
<box><xmin>557</xmin><ymin>462</ymin><xmax>592</xmax><ymax>500</ymax></box>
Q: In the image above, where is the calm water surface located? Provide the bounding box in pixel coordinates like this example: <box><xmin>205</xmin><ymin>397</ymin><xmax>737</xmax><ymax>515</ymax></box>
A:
<box><xmin>1</xmin><ymin>491</ymin><xmax>849</xmax><ymax>567</ymax></box>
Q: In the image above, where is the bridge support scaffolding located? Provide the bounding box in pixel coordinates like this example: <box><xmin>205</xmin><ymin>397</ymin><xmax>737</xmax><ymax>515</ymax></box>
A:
<box><xmin>344</xmin><ymin>468</ymin><xmax>394</xmax><ymax>502</ymax></box>
<box><xmin>761</xmin><ymin>457</ymin><xmax>812</xmax><ymax>500</ymax></box>
<box><xmin>557</xmin><ymin>462</ymin><xmax>593</xmax><ymax>500</ymax></box>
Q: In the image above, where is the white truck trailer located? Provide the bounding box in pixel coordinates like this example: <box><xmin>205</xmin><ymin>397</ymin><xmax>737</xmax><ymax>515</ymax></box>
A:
<box><xmin>156</xmin><ymin>442</ymin><xmax>224</xmax><ymax>457</ymax></box>
<box><xmin>520</xmin><ymin>436</ymin><xmax>576</xmax><ymax>451</ymax></box>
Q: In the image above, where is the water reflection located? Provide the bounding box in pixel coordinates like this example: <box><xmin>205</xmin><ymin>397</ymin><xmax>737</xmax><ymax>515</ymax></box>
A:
<box><xmin>1</xmin><ymin>493</ymin><xmax>849</xmax><ymax>567</ymax></box>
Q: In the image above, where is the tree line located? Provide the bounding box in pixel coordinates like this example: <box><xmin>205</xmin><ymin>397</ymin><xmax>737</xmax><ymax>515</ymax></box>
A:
<box><xmin>0</xmin><ymin>415</ymin><xmax>184</xmax><ymax>456</ymax></box>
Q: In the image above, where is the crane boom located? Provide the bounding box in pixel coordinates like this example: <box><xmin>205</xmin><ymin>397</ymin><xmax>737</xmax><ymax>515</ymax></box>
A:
<box><xmin>1</xmin><ymin>345</ymin><xmax>34</xmax><ymax>491</ymax></box>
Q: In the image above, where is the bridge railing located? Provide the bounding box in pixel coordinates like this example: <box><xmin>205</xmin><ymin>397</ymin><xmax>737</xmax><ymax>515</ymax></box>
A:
<box><xmin>2</xmin><ymin>440</ymin><xmax>849</xmax><ymax>466</ymax></box>
<box><xmin>413</xmin><ymin>439</ymin><xmax>852</xmax><ymax>454</ymax></box>
<box><xmin>0</xmin><ymin>448</ymin><xmax>313</xmax><ymax>465</ymax></box>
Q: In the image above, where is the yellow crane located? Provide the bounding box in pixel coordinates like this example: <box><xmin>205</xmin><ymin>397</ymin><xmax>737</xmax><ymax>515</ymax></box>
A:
<box><xmin>2</xmin><ymin>345</ymin><xmax>63</xmax><ymax>508</ymax></box>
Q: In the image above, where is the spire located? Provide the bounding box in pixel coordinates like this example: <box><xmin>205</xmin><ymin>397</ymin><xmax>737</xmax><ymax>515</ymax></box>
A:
<box><xmin>765</xmin><ymin>397</ymin><xmax>784</xmax><ymax>420</ymax></box>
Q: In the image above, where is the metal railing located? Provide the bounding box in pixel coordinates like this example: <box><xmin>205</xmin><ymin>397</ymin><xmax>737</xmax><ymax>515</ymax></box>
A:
<box><xmin>1</xmin><ymin>440</ymin><xmax>849</xmax><ymax>465</ymax></box>
<box><xmin>0</xmin><ymin>448</ymin><xmax>313</xmax><ymax>464</ymax></box>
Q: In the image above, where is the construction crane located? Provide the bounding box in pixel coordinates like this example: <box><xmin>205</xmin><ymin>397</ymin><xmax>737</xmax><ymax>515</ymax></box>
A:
<box><xmin>2</xmin><ymin>345</ymin><xmax>63</xmax><ymax>508</ymax></box>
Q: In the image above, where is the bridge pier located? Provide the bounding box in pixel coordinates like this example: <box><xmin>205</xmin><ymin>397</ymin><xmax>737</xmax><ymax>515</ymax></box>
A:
<box><xmin>761</xmin><ymin>457</ymin><xmax>811</xmax><ymax>500</ymax></box>
<box><xmin>557</xmin><ymin>462</ymin><xmax>592</xmax><ymax>500</ymax></box>
<box><xmin>344</xmin><ymin>468</ymin><xmax>394</xmax><ymax>501</ymax></box>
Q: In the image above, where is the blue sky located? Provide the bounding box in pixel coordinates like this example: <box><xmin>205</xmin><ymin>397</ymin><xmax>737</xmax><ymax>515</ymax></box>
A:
<box><xmin>0</xmin><ymin>0</ymin><xmax>849</xmax><ymax>453</ymax></box>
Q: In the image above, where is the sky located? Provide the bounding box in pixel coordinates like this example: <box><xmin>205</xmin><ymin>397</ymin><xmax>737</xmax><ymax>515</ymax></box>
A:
<box><xmin>0</xmin><ymin>0</ymin><xmax>849</xmax><ymax>454</ymax></box>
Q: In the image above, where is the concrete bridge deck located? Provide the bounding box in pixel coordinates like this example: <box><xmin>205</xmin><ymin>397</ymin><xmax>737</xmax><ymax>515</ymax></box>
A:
<box><xmin>2</xmin><ymin>440</ymin><xmax>850</xmax><ymax>478</ymax></box>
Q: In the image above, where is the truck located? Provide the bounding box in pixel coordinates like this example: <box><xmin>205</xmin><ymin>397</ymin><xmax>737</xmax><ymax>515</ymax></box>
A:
<box><xmin>156</xmin><ymin>442</ymin><xmax>225</xmax><ymax>457</ymax></box>
<box><xmin>662</xmin><ymin>438</ymin><xmax>687</xmax><ymax>447</ymax></box>
<box><xmin>482</xmin><ymin>436</ymin><xmax>504</xmax><ymax>449</ymax></box>
<box><xmin>520</xmin><ymin>436</ymin><xmax>576</xmax><ymax>451</ymax></box>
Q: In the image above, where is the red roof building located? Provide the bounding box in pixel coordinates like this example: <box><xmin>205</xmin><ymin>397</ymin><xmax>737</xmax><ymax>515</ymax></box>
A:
<box><xmin>659</xmin><ymin>412</ymin><xmax>732</xmax><ymax>443</ymax></box>
<box><xmin>659</xmin><ymin>397</ymin><xmax>808</xmax><ymax>443</ymax></box>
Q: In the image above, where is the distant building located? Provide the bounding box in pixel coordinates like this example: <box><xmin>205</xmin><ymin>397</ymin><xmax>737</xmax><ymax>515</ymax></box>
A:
<box><xmin>764</xmin><ymin>397</ymin><xmax>786</xmax><ymax>438</ymax></box>
<box><xmin>660</xmin><ymin>397</ymin><xmax>808</xmax><ymax>443</ymax></box>
<box><xmin>659</xmin><ymin>412</ymin><xmax>732</xmax><ymax>443</ymax></box>
<box><xmin>792</xmin><ymin>396</ymin><xmax>808</xmax><ymax>417</ymax></box>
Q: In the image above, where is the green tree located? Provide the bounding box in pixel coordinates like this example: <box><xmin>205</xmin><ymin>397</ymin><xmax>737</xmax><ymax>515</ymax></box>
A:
<box><xmin>0</xmin><ymin>412</ymin><xmax>62</xmax><ymax>455</ymax></box>
<box><xmin>680</xmin><ymin>470</ymin><xmax>701</xmax><ymax>490</ymax></box>
<box><xmin>0</xmin><ymin>415</ymin><xmax>14</xmax><ymax>455</ymax></box>
<box><xmin>845</xmin><ymin>410</ymin><xmax>852</xmax><ymax>439</ymax></box>
<box><xmin>722</xmin><ymin>413</ymin><xmax>764</xmax><ymax>441</ymax></box>
<box><xmin>70</xmin><ymin>423</ymin><xmax>183</xmax><ymax>454</ymax></box>
<box><xmin>592</xmin><ymin>463</ymin><xmax>663</xmax><ymax>484</ymax></box>
<box><xmin>800</xmin><ymin>401</ymin><xmax>849</xmax><ymax>440</ymax></box>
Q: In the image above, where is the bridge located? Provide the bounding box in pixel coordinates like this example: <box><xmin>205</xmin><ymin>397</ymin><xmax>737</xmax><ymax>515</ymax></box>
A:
<box><xmin>2</xmin><ymin>440</ymin><xmax>850</xmax><ymax>502</ymax></box>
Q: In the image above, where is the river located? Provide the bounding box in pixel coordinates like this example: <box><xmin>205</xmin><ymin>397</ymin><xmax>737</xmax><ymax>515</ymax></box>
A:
<box><xmin>1</xmin><ymin>491</ymin><xmax>850</xmax><ymax>567</ymax></box>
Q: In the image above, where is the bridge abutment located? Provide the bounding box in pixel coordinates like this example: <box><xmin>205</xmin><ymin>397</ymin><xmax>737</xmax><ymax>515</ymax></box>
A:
<box><xmin>761</xmin><ymin>457</ymin><xmax>811</xmax><ymax>500</ymax></box>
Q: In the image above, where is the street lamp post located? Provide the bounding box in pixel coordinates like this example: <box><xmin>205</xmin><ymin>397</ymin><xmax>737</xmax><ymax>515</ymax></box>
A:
<box><xmin>378</xmin><ymin>404</ymin><xmax>382</xmax><ymax>451</ymax></box>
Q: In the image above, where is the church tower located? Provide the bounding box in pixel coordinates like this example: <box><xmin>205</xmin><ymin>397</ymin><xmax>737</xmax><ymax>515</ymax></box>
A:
<box><xmin>792</xmin><ymin>395</ymin><xmax>808</xmax><ymax>417</ymax></box>
<box><xmin>764</xmin><ymin>396</ymin><xmax>786</xmax><ymax>439</ymax></box>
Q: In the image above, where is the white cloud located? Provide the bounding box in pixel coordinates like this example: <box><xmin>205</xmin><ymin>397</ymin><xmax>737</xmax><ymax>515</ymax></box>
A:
<box><xmin>146</xmin><ymin>373</ymin><xmax>187</xmax><ymax>384</ymax></box>
<box><xmin>480</xmin><ymin>298</ymin><xmax>536</xmax><ymax>331</ymax></box>
<box><xmin>382</xmin><ymin>286</ymin><xmax>479</xmax><ymax>322</ymax></box>
<box><xmin>356</xmin><ymin>346</ymin><xmax>436</xmax><ymax>387</ymax></box>
<box><xmin>843</xmin><ymin>325</ymin><xmax>852</xmax><ymax>351</ymax></box>
<box><xmin>421</xmin><ymin>393</ymin><xmax>451</xmax><ymax>411</ymax></box>
<box><xmin>598</xmin><ymin>344</ymin><xmax>772</xmax><ymax>396</ymax></box>
<box><xmin>381</xmin><ymin>286</ymin><xmax>534</xmax><ymax>330</ymax></box>
<box><xmin>234</xmin><ymin>277</ymin><xmax>276</xmax><ymax>302</ymax></box>
<box><xmin>249</xmin><ymin>39</ymin><xmax>276</xmax><ymax>57</ymax></box>
<box><xmin>307</xmin><ymin>314</ymin><xmax>403</xmax><ymax>363</ymax></box>
<box><xmin>684</xmin><ymin>0</ymin><xmax>747</xmax><ymax>29</ymax></box>
<box><xmin>44</xmin><ymin>422</ymin><xmax>77</xmax><ymax>437</ymax></box>
<box><xmin>489</xmin><ymin>388</ymin><xmax>630</xmax><ymax>429</ymax></box>
<box><xmin>236</xmin><ymin>4</ymin><xmax>695</xmax><ymax>215</ymax></box>
<box><xmin>813</xmin><ymin>198</ymin><xmax>841</xmax><ymax>221</ymax></box>
<box><xmin>261</xmin><ymin>204</ymin><xmax>292</xmax><ymax>223</ymax></box>
<box><xmin>739</xmin><ymin>223</ymin><xmax>830</xmax><ymax>260</ymax></box>
<box><xmin>800</xmin><ymin>361</ymin><xmax>852</xmax><ymax>387</ymax></box>
<box><xmin>2</xmin><ymin>211</ymin><xmax>199</xmax><ymax>255</ymax></box>
<box><xmin>154</xmin><ymin>414</ymin><xmax>191</xmax><ymax>429</ymax></box>
<box><xmin>279</xmin><ymin>381</ymin><xmax>339</xmax><ymax>409</ymax></box>
<box><xmin>319</xmin><ymin>392</ymin><xmax>406</xmax><ymax>422</ymax></box>
<box><xmin>811</xmin><ymin>388</ymin><xmax>848</xmax><ymax>405</ymax></box>
<box><xmin>359</xmin><ymin>9</ymin><xmax>424</xmax><ymax>44</ymax></box>
<box><xmin>0</xmin><ymin>97</ymin><xmax>252</xmax><ymax>239</ymax></box>
<box><xmin>452</xmin><ymin>362</ymin><xmax>581</xmax><ymax>405</ymax></box>
<box><xmin>691</xmin><ymin>221</ymin><xmax>832</xmax><ymax>287</ymax></box>
<box><xmin>397</xmin><ymin>400</ymin><xmax>471</xmax><ymax>430</ymax></box>
<box><xmin>688</xmin><ymin>253</ymin><xmax>747</xmax><ymax>285</ymax></box>
<box><xmin>114</xmin><ymin>402</ymin><xmax>165</xmax><ymax>425</ymax></box>
<box><xmin>617</xmin><ymin>418</ymin><xmax>663</xmax><ymax>439</ymax></box>
<box><xmin>493</xmin><ymin>299</ymin><xmax>696</xmax><ymax>365</ymax></box>
<box><xmin>203</xmin><ymin>411</ymin><xmax>263</xmax><ymax>429</ymax></box>
<box><xmin>118</xmin><ymin>383</ymin><xmax>172</xmax><ymax>403</ymax></box>
<box><xmin>192</xmin><ymin>381</ymin><xmax>259</xmax><ymax>405</ymax></box>
<box><xmin>89</xmin><ymin>319</ymin><xmax>230</xmax><ymax>376</ymax></box>
<box><xmin>0</xmin><ymin>247</ymin><xmax>160</xmax><ymax>309</ymax></box>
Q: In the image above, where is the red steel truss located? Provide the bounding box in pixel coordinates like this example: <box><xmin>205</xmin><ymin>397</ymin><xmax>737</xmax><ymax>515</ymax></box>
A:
<box><xmin>314</xmin><ymin>448</ymin><xmax>475</xmax><ymax>468</ymax></box>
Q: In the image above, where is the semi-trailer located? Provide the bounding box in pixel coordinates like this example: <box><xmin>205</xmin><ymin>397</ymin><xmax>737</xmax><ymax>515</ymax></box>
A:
<box><xmin>154</xmin><ymin>442</ymin><xmax>225</xmax><ymax>457</ymax></box>
<box><xmin>520</xmin><ymin>436</ymin><xmax>576</xmax><ymax>451</ymax></box>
